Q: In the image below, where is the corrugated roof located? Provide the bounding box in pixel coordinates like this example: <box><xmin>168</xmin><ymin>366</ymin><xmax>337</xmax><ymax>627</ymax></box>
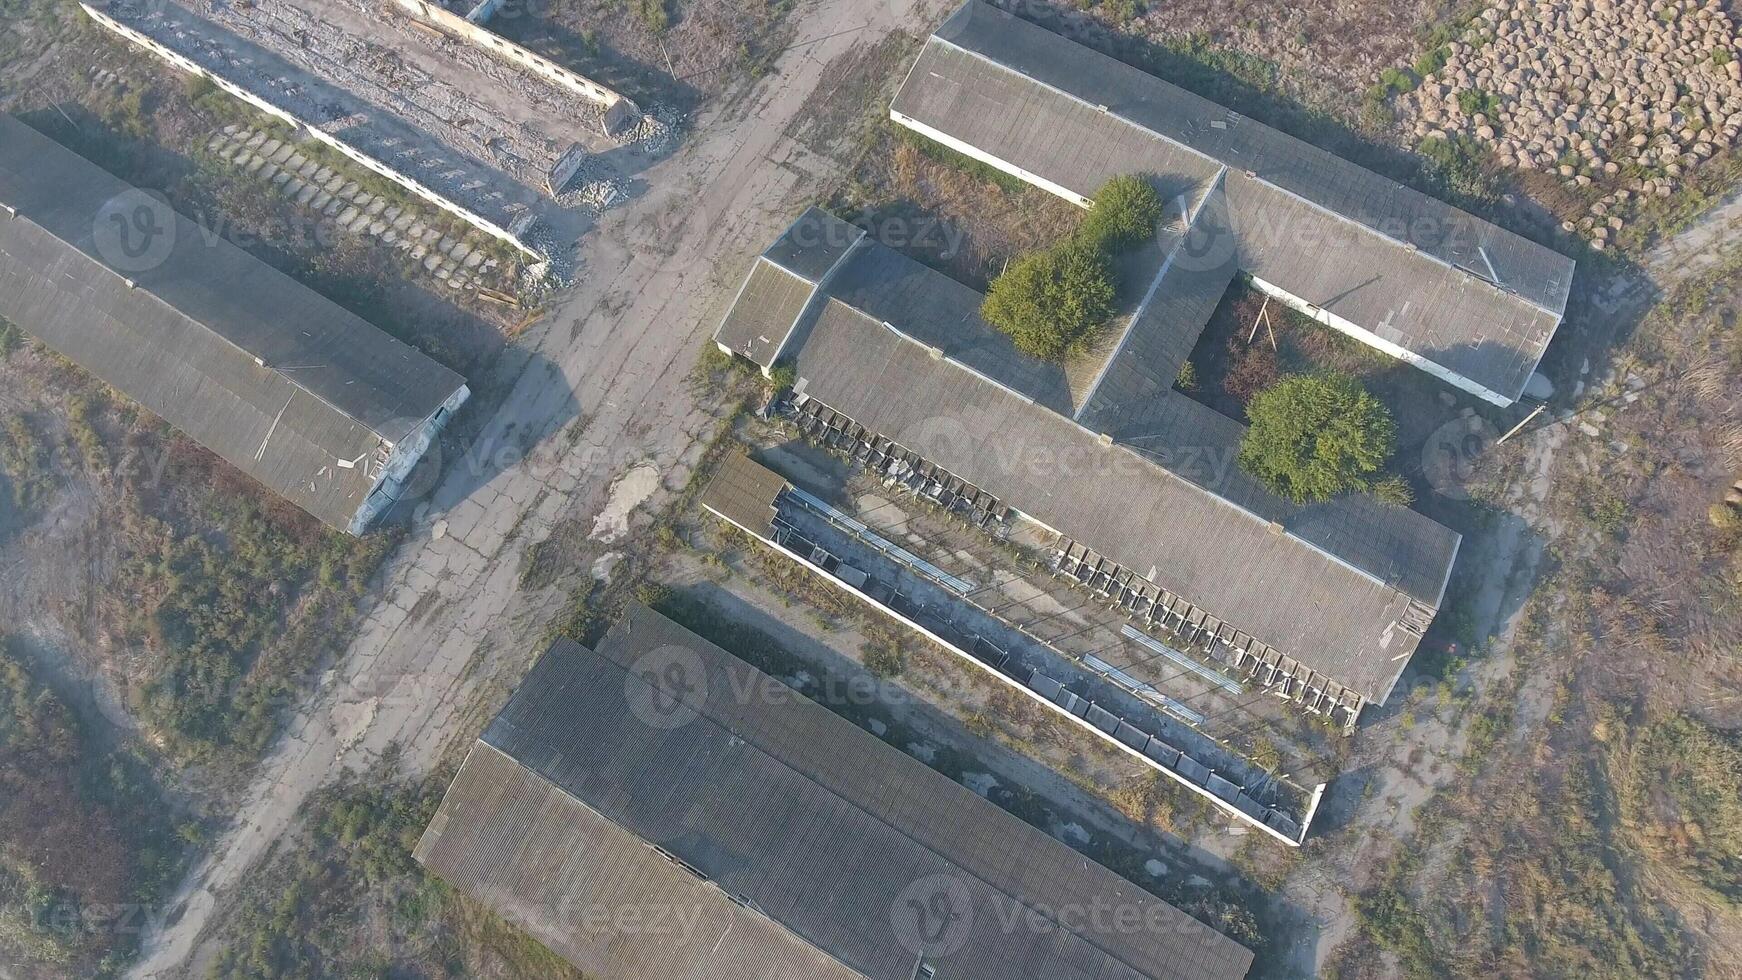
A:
<box><xmin>417</xmin><ymin>604</ymin><xmax>1255</xmax><ymax>980</ymax></box>
<box><xmin>0</xmin><ymin>116</ymin><xmax>466</xmax><ymax>531</ymax></box>
<box><xmin>1077</xmin><ymin>176</ymin><xmax>1238</xmax><ymax>432</ymax></box>
<box><xmin>715</xmin><ymin>258</ymin><xmax>817</xmax><ymax>365</ymax></box>
<box><xmin>717</xmin><ymin>208</ymin><xmax>865</xmax><ymax>368</ymax></box>
<box><xmin>699</xmin><ymin>450</ymin><xmax>789</xmax><ymax>533</ymax></box>
<box><xmin>892</xmin><ymin>0</ymin><xmax>1575</xmax><ymax>404</ymax></box>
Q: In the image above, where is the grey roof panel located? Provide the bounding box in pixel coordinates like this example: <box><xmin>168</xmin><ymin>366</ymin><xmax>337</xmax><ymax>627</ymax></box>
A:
<box><xmin>764</xmin><ymin>207</ymin><xmax>863</xmax><ymax>283</ymax></box>
<box><xmin>421</xmin><ymin>606</ymin><xmax>1255</xmax><ymax>980</ymax></box>
<box><xmin>700</xmin><ymin>450</ymin><xmax>791</xmax><ymax>534</ymax></box>
<box><xmin>0</xmin><ymin>116</ymin><xmax>466</xmax><ymax>531</ymax></box>
<box><xmin>827</xmin><ymin>242</ymin><xmax>1077</xmax><ymax>413</ymax></box>
<box><xmin>895</xmin><ymin>1</ymin><xmax>1575</xmax><ymax>402</ymax></box>
<box><xmin>716</xmin><ymin>258</ymin><xmax>816</xmax><ymax>367</ymax></box>
<box><xmin>1078</xmin><ymin>180</ymin><xmax>1238</xmax><ymax>433</ymax></box>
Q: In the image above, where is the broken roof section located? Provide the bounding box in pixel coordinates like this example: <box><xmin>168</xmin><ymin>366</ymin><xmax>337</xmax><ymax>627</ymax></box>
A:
<box><xmin>416</xmin><ymin>604</ymin><xmax>1255</xmax><ymax>980</ymax></box>
<box><xmin>715</xmin><ymin>208</ymin><xmax>864</xmax><ymax>366</ymax></box>
<box><xmin>714</xmin><ymin>209</ymin><xmax>1460</xmax><ymax>704</ymax></box>
<box><xmin>891</xmin><ymin>0</ymin><xmax>1575</xmax><ymax>405</ymax></box>
<box><xmin>0</xmin><ymin>116</ymin><xmax>467</xmax><ymax>533</ymax></box>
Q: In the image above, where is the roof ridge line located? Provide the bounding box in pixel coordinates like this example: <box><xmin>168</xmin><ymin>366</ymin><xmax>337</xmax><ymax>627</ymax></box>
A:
<box><xmin>1073</xmin><ymin>167</ymin><xmax>1228</xmax><ymax>422</ymax></box>
<box><xmin>463</xmin><ymin>738</ymin><xmax>875</xmax><ymax>980</ymax></box>
<box><xmin>587</xmin><ymin>617</ymin><xmax>1211</xmax><ymax>975</ymax></box>
<box><xmin>927</xmin><ymin>13</ymin><xmax>1563</xmax><ymax>317</ymax></box>
<box><xmin>840</xmin><ymin>287</ymin><xmax>1408</xmax><ymax>598</ymax></box>
<box><xmin>5</xmin><ymin>202</ymin><xmax>418</xmax><ymax>449</ymax></box>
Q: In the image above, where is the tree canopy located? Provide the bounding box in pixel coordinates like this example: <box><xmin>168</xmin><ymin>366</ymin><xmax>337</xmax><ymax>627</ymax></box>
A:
<box><xmin>1238</xmin><ymin>372</ymin><xmax>1397</xmax><ymax>503</ymax></box>
<box><xmin>980</xmin><ymin>175</ymin><xmax>1164</xmax><ymax>360</ymax></box>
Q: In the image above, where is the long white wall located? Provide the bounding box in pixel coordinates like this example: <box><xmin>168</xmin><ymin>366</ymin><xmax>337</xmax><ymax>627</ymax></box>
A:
<box><xmin>390</xmin><ymin>0</ymin><xmax>640</xmax><ymax>134</ymax></box>
<box><xmin>706</xmin><ymin>501</ymin><xmax>1319</xmax><ymax>846</ymax></box>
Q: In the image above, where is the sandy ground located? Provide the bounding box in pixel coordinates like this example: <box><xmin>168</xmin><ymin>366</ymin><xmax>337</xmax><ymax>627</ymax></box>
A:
<box><xmin>125</xmin><ymin>0</ymin><xmax>934</xmax><ymax>974</ymax></box>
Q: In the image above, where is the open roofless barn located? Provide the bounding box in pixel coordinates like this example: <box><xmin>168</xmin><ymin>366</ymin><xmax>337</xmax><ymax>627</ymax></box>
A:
<box><xmin>0</xmin><ymin>114</ymin><xmax>467</xmax><ymax>533</ymax></box>
<box><xmin>415</xmin><ymin>603</ymin><xmax>1255</xmax><ymax>980</ymax></box>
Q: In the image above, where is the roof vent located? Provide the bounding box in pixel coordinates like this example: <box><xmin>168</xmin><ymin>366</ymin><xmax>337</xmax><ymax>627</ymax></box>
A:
<box><xmin>1097</xmin><ymin>432</ymin><xmax>1113</xmax><ymax>447</ymax></box>
<box><xmin>1267</xmin><ymin>520</ymin><xmax>1285</xmax><ymax>535</ymax></box>
<box><xmin>1</xmin><ymin>204</ymin><xmax>14</xmax><ymax>218</ymax></box>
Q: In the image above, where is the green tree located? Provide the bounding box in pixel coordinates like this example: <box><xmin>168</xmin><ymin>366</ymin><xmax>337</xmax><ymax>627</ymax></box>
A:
<box><xmin>1238</xmin><ymin>372</ymin><xmax>1396</xmax><ymax>503</ymax></box>
<box><xmin>980</xmin><ymin>239</ymin><xmax>1115</xmax><ymax>360</ymax></box>
<box><xmin>981</xmin><ymin>175</ymin><xmax>1161</xmax><ymax>360</ymax></box>
<box><xmin>1080</xmin><ymin>174</ymin><xmax>1165</xmax><ymax>251</ymax></box>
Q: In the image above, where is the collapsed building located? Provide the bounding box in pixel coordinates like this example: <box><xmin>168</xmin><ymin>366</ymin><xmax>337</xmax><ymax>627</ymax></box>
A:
<box><xmin>415</xmin><ymin>603</ymin><xmax>1255</xmax><ymax>979</ymax></box>
<box><xmin>0</xmin><ymin>115</ymin><xmax>467</xmax><ymax>534</ymax></box>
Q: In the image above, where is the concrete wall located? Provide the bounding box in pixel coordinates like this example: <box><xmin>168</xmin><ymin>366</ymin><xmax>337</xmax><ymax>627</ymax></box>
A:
<box><xmin>353</xmin><ymin>383</ymin><xmax>471</xmax><ymax>533</ymax></box>
<box><xmin>81</xmin><ymin>3</ymin><xmax>541</xmax><ymax>261</ymax></box>
<box><xmin>390</xmin><ymin>0</ymin><xmax>641</xmax><ymax>135</ymax></box>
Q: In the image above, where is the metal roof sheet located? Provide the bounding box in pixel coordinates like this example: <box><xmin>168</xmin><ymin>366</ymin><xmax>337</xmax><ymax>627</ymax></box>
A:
<box><xmin>780</xmin><ymin>257</ymin><xmax>1459</xmax><ymax>699</ymax></box>
<box><xmin>700</xmin><ymin>450</ymin><xmax>790</xmax><ymax>533</ymax></box>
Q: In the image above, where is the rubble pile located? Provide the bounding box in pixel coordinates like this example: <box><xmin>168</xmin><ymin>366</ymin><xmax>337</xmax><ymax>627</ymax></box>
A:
<box><xmin>1399</xmin><ymin>0</ymin><xmax>1742</xmax><ymax>249</ymax></box>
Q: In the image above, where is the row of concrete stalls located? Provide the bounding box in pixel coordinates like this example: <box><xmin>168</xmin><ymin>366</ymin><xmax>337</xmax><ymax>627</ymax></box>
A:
<box><xmin>1050</xmin><ymin>541</ymin><xmax>1369</xmax><ymax>734</ymax></box>
<box><xmin>782</xmin><ymin>394</ymin><xmax>1012</xmax><ymax>533</ymax></box>
<box><xmin>739</xmin><ymin>477</ymin><xmax>1314</xmax><ymax>846</ymax></box>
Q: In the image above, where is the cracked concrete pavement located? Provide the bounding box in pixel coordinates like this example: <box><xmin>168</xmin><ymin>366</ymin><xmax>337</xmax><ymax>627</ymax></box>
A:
<box><xmin>128</xmin><ymin>0</ymin><xmax>928</xmax><ymax>974</ymax></box>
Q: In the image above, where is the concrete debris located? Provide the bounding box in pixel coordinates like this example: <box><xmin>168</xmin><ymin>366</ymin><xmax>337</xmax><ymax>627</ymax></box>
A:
<box><xmin>1399</xmin><ymin>0</ymin><xmax>1742</xmax><ymax>246</ymax></box>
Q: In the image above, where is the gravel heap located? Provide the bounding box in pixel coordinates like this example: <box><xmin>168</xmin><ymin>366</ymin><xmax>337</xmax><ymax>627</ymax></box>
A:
<box><xmin>1399</xmin><ymin>0</ymin><xmax>1742</xmax><ymax>249</ymax></box>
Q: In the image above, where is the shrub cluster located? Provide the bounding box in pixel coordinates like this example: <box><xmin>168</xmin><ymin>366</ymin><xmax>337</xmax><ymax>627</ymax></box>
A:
<box><xmin>981</xmin><ymin>175</ymin><xmax>1164</xmax><ymax>360</ymax></box>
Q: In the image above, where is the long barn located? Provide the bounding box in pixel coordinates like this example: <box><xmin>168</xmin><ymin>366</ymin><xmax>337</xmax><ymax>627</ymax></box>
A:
<box><xmin>890</xmin><ymin>0</ymin><xmax>1575</xmax><ymax>407</ymax></box>
<box><xmin>0</xmin><ymin>115</ymin><xmax>467</xmax><ymax>533</ymax></box>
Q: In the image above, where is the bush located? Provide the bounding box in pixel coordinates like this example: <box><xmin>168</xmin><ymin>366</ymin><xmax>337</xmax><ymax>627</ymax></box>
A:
<box><xmin>1223</xmin><ymin>341</ymin><xmax>1279</xmax><ymax>404</ymax></box>
<box><xmin>630</xmin><ymin>0</ymin><xmax>669</xmax><ymax>33</ymax></box>
<box><xmin>0</xmin><ymin>318</ymin><xmax>20</xmax><ymax>359</ymax></box>
<box><xmin>1238</xmin><ymin>372</ymin><xmax>1397</xmax><ymax>503</ymax></box>
<box><xmin>1373</xmin><ymin>474</ymin><xmax>1416</xmax><ymax>507</ymax></box>
<box><xmin>981</xmin><ymin>175</ymin><xmax>1161</xmax><ymax>360</ymax></box>
<box><xmin>1080</xmin><ymin>175</ymin><xmax>1165</xmax><ymax>252</ymax></box>
<box><xmin>1174</xmin><ymin>360</ymin><xmax>1198</xmax><ymax>392</ymax></box>
<box><xmin>1376</xmin><ymin>67</ymin><xmax>1417</xmax><ymax>97</ymax></box>
<box><xmin>1710</xmin><ymin>502</ymin><xmax>1741</xmax><ymax>532</ymax></box>
<box><xmin>981</xmin><ymin>239</ymin><xmax>1116</xmax><ymax>360</ymax></box>
<box><xmin>1456</xmin><ymin>88</ymin><xmax>1499</xmax><ymax>117</ymax></box>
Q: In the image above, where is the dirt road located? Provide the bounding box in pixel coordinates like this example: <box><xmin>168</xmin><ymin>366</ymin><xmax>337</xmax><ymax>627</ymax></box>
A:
<box><xmin>128</xmin><ymin>1</ymin><xmax>926</xmax><ymax>973</ymax></box>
